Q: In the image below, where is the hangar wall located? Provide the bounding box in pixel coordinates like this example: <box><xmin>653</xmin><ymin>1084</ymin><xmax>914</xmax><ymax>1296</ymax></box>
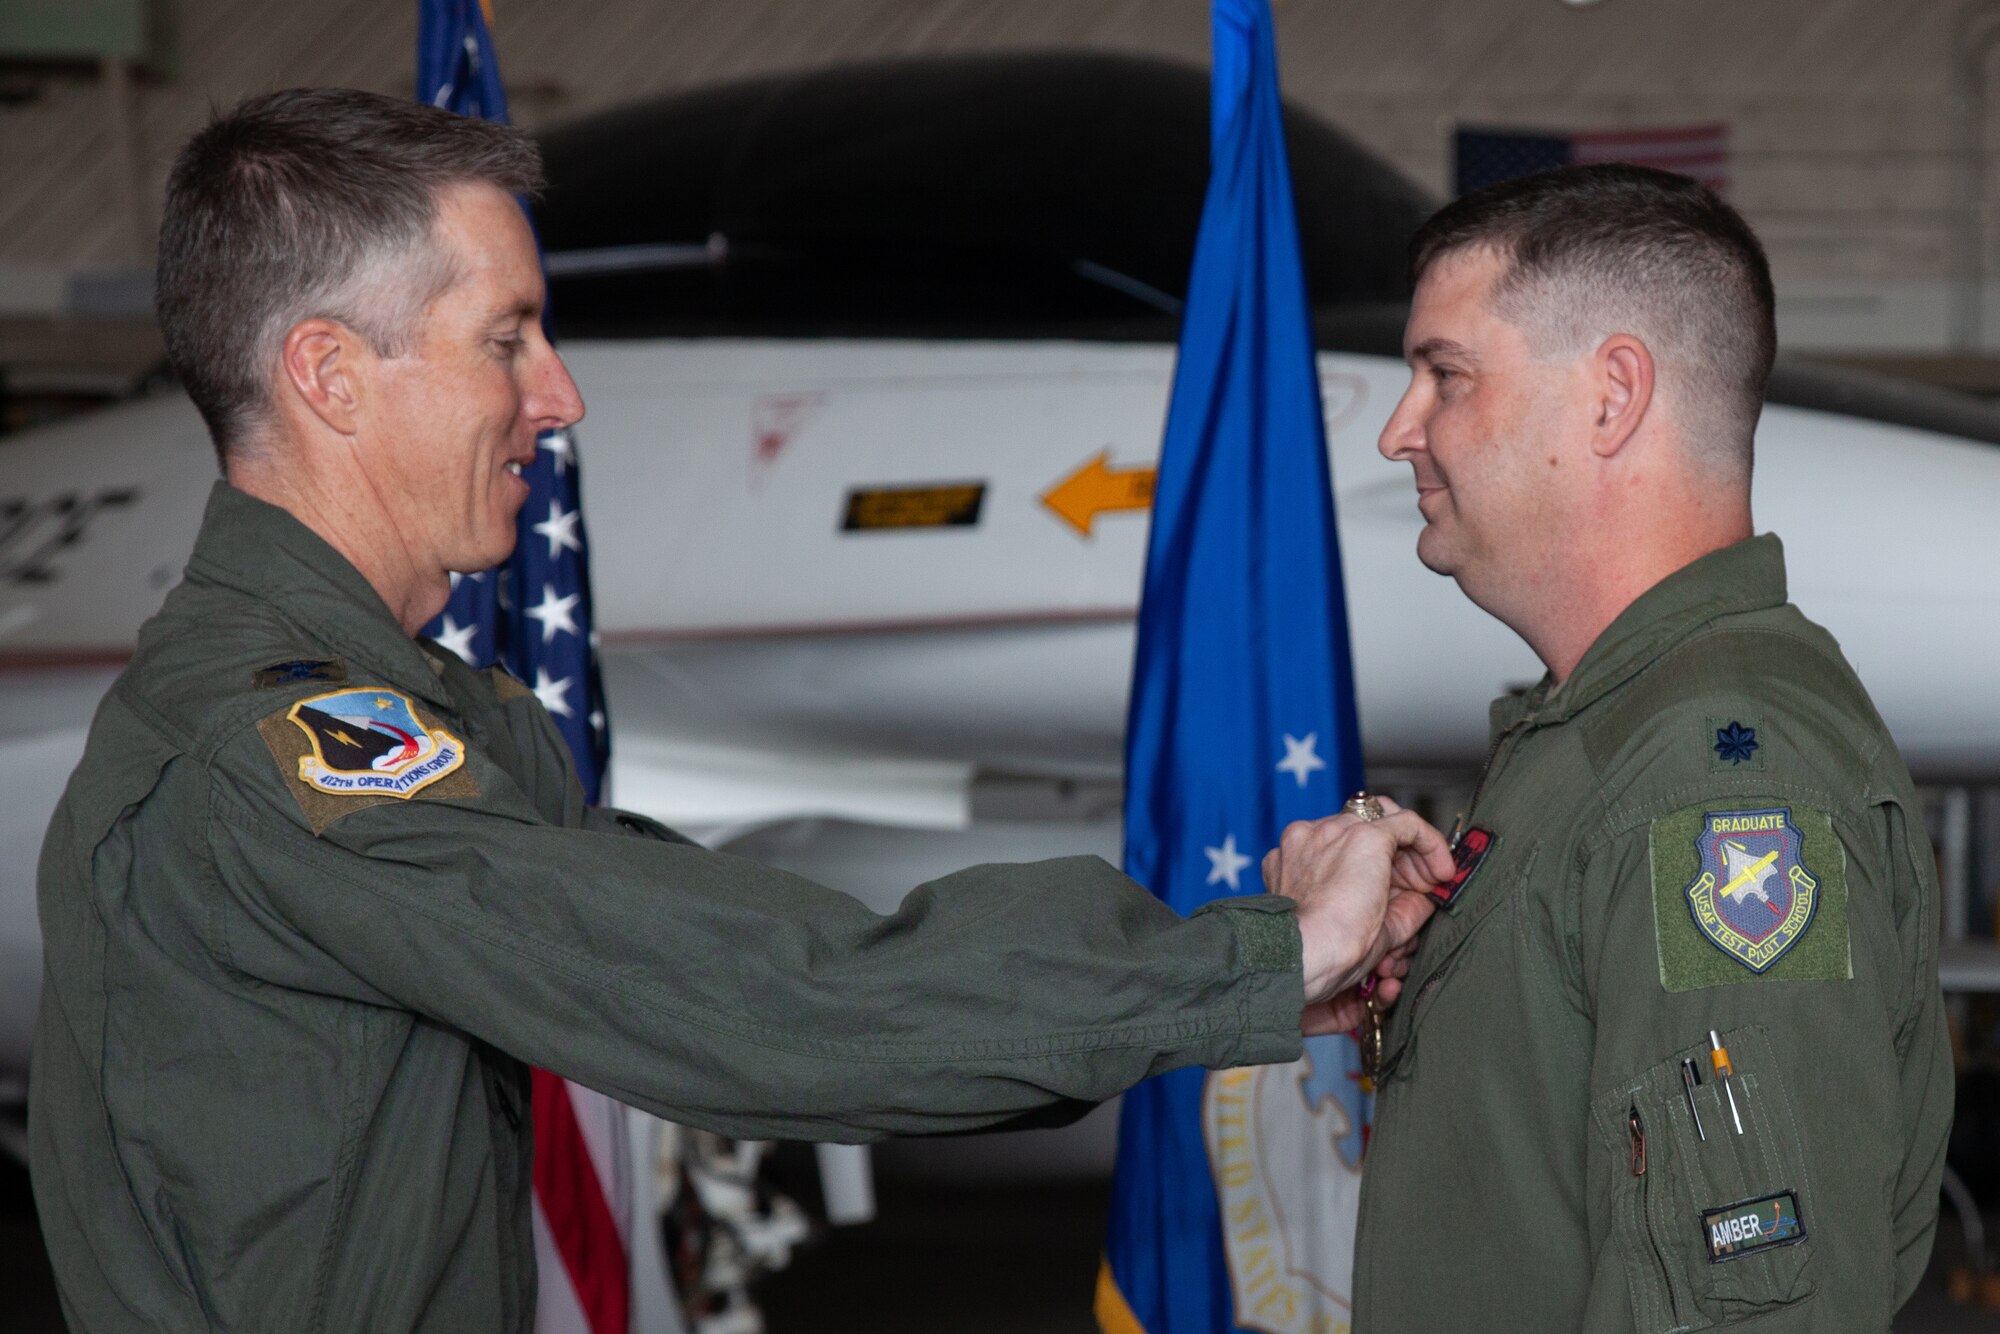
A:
<box><xmin>0</xmin><ymin>0</ymin><xmax>1987</xmax><ymax>358</ymax></box>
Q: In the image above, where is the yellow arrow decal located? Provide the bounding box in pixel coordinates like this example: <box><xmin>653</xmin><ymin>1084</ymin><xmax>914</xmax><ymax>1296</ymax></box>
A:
<box><xmin>1041</xmin><ymin>450</ymin><xmax>1157</xmax><ymax>537</ymax></box>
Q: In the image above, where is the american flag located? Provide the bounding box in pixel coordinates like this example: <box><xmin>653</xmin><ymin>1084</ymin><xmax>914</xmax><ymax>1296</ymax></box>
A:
<box><xmin>417</xmin><ymin>5</ymin><xmax>639</xmax><ymax>1334</ymax></box>
<box><xmin>1455</xmin><ymin>123</ymin><xmax>1731</xmax><ymax>196</ymax></box>
<box><xmin>429</xmin><ymin>418</ymin><xmax>610</xmax><ymax>797</ymax></box>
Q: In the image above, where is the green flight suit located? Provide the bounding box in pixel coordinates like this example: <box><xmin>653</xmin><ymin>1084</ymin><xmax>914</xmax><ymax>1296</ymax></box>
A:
<box><xmin>1353</xmin><ymin>535</ymin><xmax>1952</xmax><ymax>1332</ymax></box>
<box><xmin>30</xmin><ymin>482</ymin><xmax>1306</xmax><ymax>1333</ymax></box>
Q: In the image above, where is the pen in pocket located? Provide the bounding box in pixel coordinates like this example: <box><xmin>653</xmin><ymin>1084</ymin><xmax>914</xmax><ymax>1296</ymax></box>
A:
<box><xmin>1708</xmin><ymin>1030</ymin><xmax>1745</xmax><ymax>1135</ymax></box>
<box><xmin>1680</xmin><ymin>1057</ymin><xmax>1707</xmax><ymax>1142</ymax></box>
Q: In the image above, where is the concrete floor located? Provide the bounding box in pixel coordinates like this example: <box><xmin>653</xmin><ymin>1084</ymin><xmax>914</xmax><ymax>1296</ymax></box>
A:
<box><xmin>5</xmin><ymin>1151</ymin><xmax>1999</xmax><ymax>1332</ymax></box>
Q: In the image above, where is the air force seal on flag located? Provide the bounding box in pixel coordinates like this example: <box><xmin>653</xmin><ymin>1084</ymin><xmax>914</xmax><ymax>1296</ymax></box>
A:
<box><xmin>1650</xmin><ymin>800</ymin><xmax>1852</xmax><ymax>991</ymax></box>
<box><xmin>1202</xmin><ymin>1034</ymin><xmax>1367</xmax><ymax>1333</ymax></box>
<box><xmin>286</xmin><ymin>688</ymin><xmax>467</xmax><ymax>796</ymax></box>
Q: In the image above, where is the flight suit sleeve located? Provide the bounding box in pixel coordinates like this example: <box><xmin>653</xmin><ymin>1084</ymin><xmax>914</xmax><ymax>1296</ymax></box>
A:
<box><xmin>1572</xmin><ymin>787</ymin><xmax>1952</xmax><ymax>1333</ymax></box>
<box><xmin>201</xmin><ymin>716</ymin><xmax>1306</xmax><ymax>1143</ymax></box>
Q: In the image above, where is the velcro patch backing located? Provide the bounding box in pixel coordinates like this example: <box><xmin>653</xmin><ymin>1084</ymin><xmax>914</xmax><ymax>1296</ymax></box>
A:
<box><xmin>1650</xmin><ymin>800</ymin><xmax>1851</xmax><ymax>992</ymax></box>
<box><xmin>1702</xmin><ymin>1190</ymin><xmax>1805</xmax><ymax>1262</ymax></box>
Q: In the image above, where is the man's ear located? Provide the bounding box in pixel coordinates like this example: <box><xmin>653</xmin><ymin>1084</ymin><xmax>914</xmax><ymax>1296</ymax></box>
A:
<box><xmin>277</xmin><ymin>318</ymin><xmax>366</xmax><ymax>436</ymax></box>
<box><xmin>1590</xmin><ymin>334</ymin><xmax>1655</xmax><ymax>459</ymax></box>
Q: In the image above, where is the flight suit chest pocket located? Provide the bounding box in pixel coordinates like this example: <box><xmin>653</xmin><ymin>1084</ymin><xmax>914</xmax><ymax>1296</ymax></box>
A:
<box><xmin>1374</xmin><ymin>842</ymin><xmax>1539</xmax><ymax>1083</ymax></box>
<box><xmin>1591</xmin><ymin>1025</ymin><xmax>1815</xmax><ymax>1332</ymax></box>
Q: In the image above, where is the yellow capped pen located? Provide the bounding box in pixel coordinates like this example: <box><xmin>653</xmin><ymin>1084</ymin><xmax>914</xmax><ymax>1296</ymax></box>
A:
<box><xmin>1709</xmin><ymin>1029</ymin><xmax>1745</xmax><ymax>1135</ymax></box>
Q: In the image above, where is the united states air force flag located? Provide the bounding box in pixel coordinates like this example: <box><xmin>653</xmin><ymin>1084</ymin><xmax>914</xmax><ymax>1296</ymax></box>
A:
<box><xmin>1096</xmin><ymin>3</ymin><xmax>1371</xmax><ymax>1332</ymax></box>
<box><xmin>417</xmin><ymin>7</ymin><xmax>643</xmax><ymax>1334</ymax></box>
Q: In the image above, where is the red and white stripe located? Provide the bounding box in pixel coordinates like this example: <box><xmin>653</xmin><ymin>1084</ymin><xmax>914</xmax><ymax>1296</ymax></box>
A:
<box><xmin>532</xmin><ymin>1072</ymin><xmax>684</xmax><ymax>1334</ymax></box>
<box><xmin>1571</xmin><ymin>123</ymin><xmax>1731</xmax><ymax>193</ymax></box>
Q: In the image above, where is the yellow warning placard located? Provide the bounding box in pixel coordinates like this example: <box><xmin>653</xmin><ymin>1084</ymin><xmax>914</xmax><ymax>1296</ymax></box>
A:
<box><xmin>841</xmin><ymin>482</ymin><xmax>987</xmax><ymax>531</ymax></box>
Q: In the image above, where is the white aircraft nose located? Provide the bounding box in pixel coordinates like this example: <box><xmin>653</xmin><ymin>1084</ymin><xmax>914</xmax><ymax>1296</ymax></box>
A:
<box><xmin>1756</xmin><ymin>406</ymin><xmax>2000</xmax><ymax>779</ymax></box>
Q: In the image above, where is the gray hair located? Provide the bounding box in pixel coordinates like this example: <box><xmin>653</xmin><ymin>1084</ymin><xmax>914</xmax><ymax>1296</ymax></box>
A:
<box><xmin>1410</xmin><ymin>164</ymin><xmax>1776</xmax><ymax>475</ymax></box>
<box><xmin>156</xmin><ymin>87</ymin><xmax>545</xmax><ymax>464</ymax></box>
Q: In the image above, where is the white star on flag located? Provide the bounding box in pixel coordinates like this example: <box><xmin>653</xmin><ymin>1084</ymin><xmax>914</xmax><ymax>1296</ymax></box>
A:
<box><xmin>1276</xmin><ymin>732</ymin><xmax>1326</xmax><ymax>788</ymax></box>
<box><xmin>434</xmin><ymin>614</ymin><xmax>478</xmax><ymax>664</ymax></box>
<box><xmin>1204</xmin><ymin>834</ymin><xmax>1252</xmax><ymax>890</ymax></box>
<box><xmin>540</xmin><ymin>428</ymin><xmax>575</xmax><ymax>475</ymax></box>
<box><xmin>533</xmin><ymin>666</ymin><xmax>574</xmax><ymax>717</ymax></box>
<box><xmin>524</xmin><ymin>583</ymin><xmax>581</xmax><ymax>643</ymax></box>
<box><xmin>531</xmin><ymin>499</ymin><xmax>582</xmax><ymax>559</ymax></box>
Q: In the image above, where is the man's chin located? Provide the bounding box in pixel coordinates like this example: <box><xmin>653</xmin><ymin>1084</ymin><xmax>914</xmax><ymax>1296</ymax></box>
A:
<box><xmin>1413</xmin><ymin>526</ymin><xmax>1459</xmax><ymax>578</ymax></box>
<box><xmin>457</xmin><ymin>534</ymin><xmax>518</xmax><ymax>578</ymax></box>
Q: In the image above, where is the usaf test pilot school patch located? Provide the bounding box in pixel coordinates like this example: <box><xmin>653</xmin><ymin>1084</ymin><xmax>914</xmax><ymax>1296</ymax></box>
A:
<box><xmin>1649</xmin><ymin>801</ymin><xmax>1852</xmax><ymax>992</ymax></box>
<box><xmin>257</xmin><ymin>686</ymin><xmax>479</xmax><ymax>834</ymax></box>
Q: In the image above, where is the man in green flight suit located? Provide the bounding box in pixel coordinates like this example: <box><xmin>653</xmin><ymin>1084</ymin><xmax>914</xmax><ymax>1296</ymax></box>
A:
<box><xmin>1344</xmin><ymin>164</ymin><xmax>1953</xmax><ymax>1329</ymax></box>
<box><xmin>28</xmin><ymin>90</ymin><xmax>1453</xmax><ymax>1331</ymax></box>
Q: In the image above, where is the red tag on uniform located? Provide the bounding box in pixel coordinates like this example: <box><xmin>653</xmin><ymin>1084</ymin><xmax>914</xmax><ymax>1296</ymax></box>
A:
<box><xmin>1434</xmin><ymin>827</ymin><xmax>1496</xmax><ymax>907</ymax></box>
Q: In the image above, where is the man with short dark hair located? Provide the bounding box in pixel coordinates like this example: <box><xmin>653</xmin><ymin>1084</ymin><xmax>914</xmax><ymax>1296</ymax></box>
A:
<box><xmin>1347</xmin><ymin>164</ymin><xmax>1951</xmax><ymax>1330</ymax></box>
<box><xmin>30</xmin><ymin>88</ymin><xmax>1449</xmax><ymax>1331</ymax></box>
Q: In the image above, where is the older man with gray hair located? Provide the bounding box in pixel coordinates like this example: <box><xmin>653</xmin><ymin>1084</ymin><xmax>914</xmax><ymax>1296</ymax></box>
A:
<box><xmin>29</xmin><ymin>88</ymin><xmax>1449</xmax><ymax>1332</ymax></box>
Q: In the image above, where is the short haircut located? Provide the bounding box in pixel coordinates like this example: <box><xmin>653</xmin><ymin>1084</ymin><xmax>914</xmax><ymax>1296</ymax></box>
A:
<box><xmin>157</xmin><ymin>87</ymin><xmax>544</xmax><ymax>463</ymax></box>
<box><xmin>1409</xmin><ymin>164</ymin><xmax>1776</xmax><ymax>472</ymax></box>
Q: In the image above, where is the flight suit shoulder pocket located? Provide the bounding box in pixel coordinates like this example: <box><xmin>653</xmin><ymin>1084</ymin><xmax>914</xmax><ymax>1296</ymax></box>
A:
<box><xmin>1592</xmin><ymin>1025</ymin><xmax>1816</xmax><ymax>1332</ymax></box>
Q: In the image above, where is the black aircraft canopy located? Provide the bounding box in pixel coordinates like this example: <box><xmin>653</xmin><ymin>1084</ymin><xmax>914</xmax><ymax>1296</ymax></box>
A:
<box><xmin>534</xmin><ymin>51</ymin><xmax>1432</xmax><ymax>343</ymax></box>
<box><xmin>534</xmin><ymin>51</ymin><xmax>2000</xmax><ymax>446</ymax></box>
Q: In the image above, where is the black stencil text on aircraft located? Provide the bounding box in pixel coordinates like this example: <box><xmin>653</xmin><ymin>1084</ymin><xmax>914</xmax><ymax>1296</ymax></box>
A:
<box><xmin>0</xmin><ymin>489</ymin><xmax>140</xmax><ymax>585</ymax></box>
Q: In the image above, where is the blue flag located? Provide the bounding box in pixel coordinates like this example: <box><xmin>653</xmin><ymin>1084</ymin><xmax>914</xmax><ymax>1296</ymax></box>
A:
<box><xmin>1097</xmin><ymin>3</ymin><xmax>1368</xmax><ymax>1332</ymax></box>
<box><xmin>418</xmin><ymin>0</ymin><xmax>506</xmax><ymax>120</ymax></box>
<box><xmin>417</xmin><ymin>0</ymin><xmax>610</xmax><ymax>802</ymax></box>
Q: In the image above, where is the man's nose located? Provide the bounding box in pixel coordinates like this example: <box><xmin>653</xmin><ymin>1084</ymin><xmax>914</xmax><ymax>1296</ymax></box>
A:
<box><xmin>530</xmin><ymin>346</ymin><xmax>586</xmax><ymax>431</ymax></box>
<box><xmin>1378</xmin><ymin>385</ymin><xmax>1424</xmax><ymax>462</ymax></box>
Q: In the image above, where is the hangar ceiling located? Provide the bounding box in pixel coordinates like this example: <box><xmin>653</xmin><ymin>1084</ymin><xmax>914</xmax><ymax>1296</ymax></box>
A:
<box><xmin>0</xmin><ymin>0</ymin><xmax>1989</xmax><ymax>390</ymax></box>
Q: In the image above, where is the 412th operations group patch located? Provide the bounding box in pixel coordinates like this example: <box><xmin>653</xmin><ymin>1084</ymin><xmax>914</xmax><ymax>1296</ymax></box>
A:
<box><xmin>257</xmin><ymin>686</ymin><xmax>479</xmax><ymax>835</ymax></box>
<box><xmin>1649</xmin><ymin>801</ymin><xmax>1852</xmax><ymax>992</ymax></box>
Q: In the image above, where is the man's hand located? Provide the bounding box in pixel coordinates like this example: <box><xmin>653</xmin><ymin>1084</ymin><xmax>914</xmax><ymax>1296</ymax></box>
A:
<box><xmin>1259</xmin><ymin>800</ymin><xmax>1454</xmax><ymax>1014</ymax></box>
<box><xmin>1302</xmin><ymin>942</ymin><xmax>1418</xmax><ymax>1036</ymax></box>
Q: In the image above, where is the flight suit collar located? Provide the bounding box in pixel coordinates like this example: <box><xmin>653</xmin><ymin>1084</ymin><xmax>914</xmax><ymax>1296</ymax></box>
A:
<box><xmin>1489</xmin><ymin>533</ymin><xmax>1788</xmax><ymax>736</ymax></box>
<box><xmin>184</xmin><ymin>481</ymin><xmax>455</xmax><ymax>709</ymax></box>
